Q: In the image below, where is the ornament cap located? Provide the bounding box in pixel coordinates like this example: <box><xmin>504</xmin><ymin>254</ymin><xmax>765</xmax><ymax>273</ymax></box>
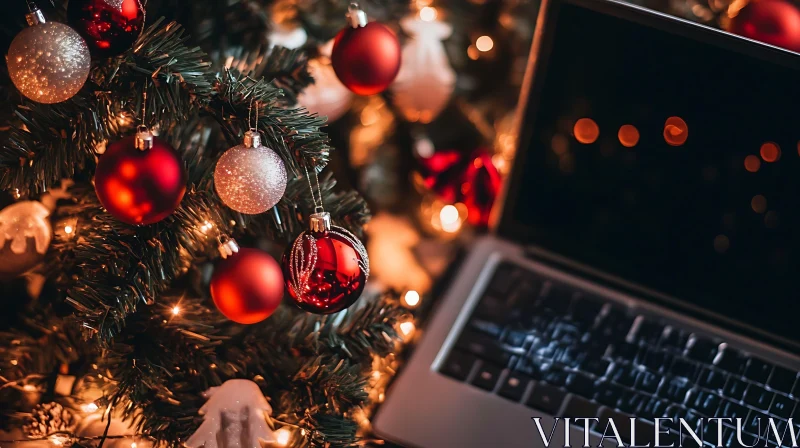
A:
<box><xmin>347</xmin><ymin>3</ymin><xmax>368</xmax><ymax>28</ymax></box>
<box><xmin>243</xmin><ymin>129</ymin><xmax>262</xmax><ymax>148</ymax></box>
<box><xmin>217</xmin><ymin>236</ymin><xmax>240</xmax><ymax>259</ymax></box>
<box><xmin>309</xmin><ymin>211</ymin><xmax>331</xmax><ymax>233</ymax></box>
<box><xmin>26</xmin><ymin>9</ymin><xmax>46</xmax><ymax>26</ymax></box>
<box><xmin>135</xmin><ymin>125</ymin><xmax>154</xmax><ymax>151</ymax></box>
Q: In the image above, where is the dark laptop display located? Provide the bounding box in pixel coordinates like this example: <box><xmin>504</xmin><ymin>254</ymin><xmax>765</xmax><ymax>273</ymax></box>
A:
<box><xmin>505</xmin><ymin>3</ymin><xmax>800</xmax><ymax>346</ymax></box>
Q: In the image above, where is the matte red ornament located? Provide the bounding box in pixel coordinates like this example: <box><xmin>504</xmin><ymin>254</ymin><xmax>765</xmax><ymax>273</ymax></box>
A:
<box><xmin>331</xmin><ymin>5</ymin><xmax>401</xmax><ymax>96</ymax></box>
<box><xmin>210</xmin><ymin>242</ymin><xmax>284</xmax><ymax>324</ymax></box>
<box><xmin>95</xmin><ymin>128</ymin><xmax>186</xmax><ymax>225</ymax></box>
<box><xmin>67</xmin><ymin>0</ymin><xmax>145</xmax><ymax>58</ymax></box>
<box><xmin>728</xmin><ymin>0</ymin><xmax>800</xmax><ymax>53</ymax></box>
<box><xmin>416</xmin><ymin>148</ymin><xmax>502</xmax><ymax>227</ymax></box>
<box><xmin>283</xmin><ymin>212</ymin><xmax>369</xmax><ymax>314</ymax></box>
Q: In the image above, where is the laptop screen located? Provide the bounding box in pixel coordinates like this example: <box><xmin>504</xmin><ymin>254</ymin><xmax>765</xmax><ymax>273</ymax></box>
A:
<box><xmin>505</xmin><ymin>1</ymin><xmax>800</xmax><ymax>345</ymax></box>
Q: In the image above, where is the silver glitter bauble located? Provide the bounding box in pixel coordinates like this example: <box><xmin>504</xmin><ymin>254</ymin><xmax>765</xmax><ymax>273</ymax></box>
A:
<box><xmin>214</xmin><ymin>131</ymin><xmax>287</xmax><ymax>214</ymax></box>
<box><xmin>7</xmin><ymin>19</ymin><xmax>91</xmax><ymax>104</ymax></box>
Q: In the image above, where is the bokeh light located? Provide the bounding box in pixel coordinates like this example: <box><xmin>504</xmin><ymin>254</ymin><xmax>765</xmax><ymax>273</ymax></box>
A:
<box><xmin>420</xmin><ymin>6</ymin><xmax>437</xmax><ymax>21</ymax></box>
<box><xmin>573</xmin><ymin>118</ymin><xmax>599</xmax><ymax>144</ymax></box>
<box><xmin>617</xmin><ymin>124</ymin><xmax>640</xmax><ymax>148</ymax></box>
<box><xmin>751</xmin><ymin>194</ymin><xmax>767</xmax><ymax>214</ymax></box>
<box><xmin>713</xmin><ymin>234</ymin><xmax>730</xmax><ymax>253</ymax></box>
<box><xmin>663</xmin><ymin>116</ymin><xmax>688</xmax><ymax>146</ymax></box>
<box><xmin>760</xmin><ymin>142</ymin><xmax>781</xmax><ymax>162</ymax></box>
<box><xmin>744</xmin><ymin>155</ymin><xmax>761</xmax><ymax>173</ymax></box>
<box><xmin>476</xmin><ymin>36</ymin><xmax>494</xmax><ymax>52</ymax></box>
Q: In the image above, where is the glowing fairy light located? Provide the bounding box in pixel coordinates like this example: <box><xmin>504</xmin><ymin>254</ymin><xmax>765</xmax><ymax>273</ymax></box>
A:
<box><xmin>275</xmin><ymin>428</ymin><xmax>291</xmax><ymax>446</ymax></box>
<box><xmin>171</xmin><ymin>306</ymin><xmax>181</xmax><ymax>316</ymax></box>
<box><xmin>439</xmin><ymin>205</ymin><xmax>462</xmax><ymax>233</ymax></box>
<box><xmin>403</xmin><ymin>290</ymin><xmax>421</xmax><ymax>308</ymax></box>
<box><xmin>82</xmin><ymin>402</ymin><xmax>99</xmax><ymax>413</ymax></box>
<box><xmin>476</xmin><ymin>35</ymin><xmax>494</xmax><ymax>52</ymax></box>
<box><xmin>420</xmin><ymin>6</ymin><xmax>437</xmax><ymax>21</ymax></box>
<box><xmin>400</xmin><ymin>321</ymin><xmax>416</xmax><ymax>337</ymax></box>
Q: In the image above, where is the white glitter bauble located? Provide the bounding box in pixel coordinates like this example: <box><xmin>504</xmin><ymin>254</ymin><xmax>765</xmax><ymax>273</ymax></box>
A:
<box><xmin>214</xmin><ymin>131</ymin><xmax>287</xmax><ymax>215</ymax></box>
<box><xmin>391</xmin><ymin>17</ymin><xmax>455</xmax><ymax>123</ymax></box>
<box><xmin>0</xmin><ymin>200</ymin><xmax>52</xmax><ymax>279</ymax></box>
<box><xmin>7</xmin><ymin>19</ymin><xmax>91</xmax><ymax>104</ymax></box>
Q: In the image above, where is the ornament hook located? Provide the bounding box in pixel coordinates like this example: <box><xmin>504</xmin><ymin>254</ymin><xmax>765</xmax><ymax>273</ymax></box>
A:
<box><xmin>347</xmin><ymin>3</ymin><xmax>368</xmax><ymax>28</ymax></box>
<box><xmin>217</xmin><ymin>235</ymin><xmax>240</xmax><ymax>259</ymax></box>
<box><xmin>25</xmin><ymin>3</ymin><xmax>45</xmax><ymax>26</ymax></box>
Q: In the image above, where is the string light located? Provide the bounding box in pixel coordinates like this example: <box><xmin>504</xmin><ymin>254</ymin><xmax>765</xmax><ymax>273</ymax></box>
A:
<box><xmin>439</xmin><ymin>205</ymin><xmax>462</xmax><ymax>233</ymax></box>
<box><xmin>82</xmin><ymin>402</ymin><xmax>99</xmax><ymax>413</ymax></box>
<box><xmin>199</xmin><ymin>220</ymin><xmax>214</xmax><ymax>234</ymax></box>
<box><xmin>420</xmin><ymin>6</ymin><xmax>437</xmax><ymax>21</ymax></box>
<box><xmin>400</xmin><ymin>321</ymin><xmax>416</xmax><ymax>338</ymax></box>
<box><xmin>275</xmin><ymin>428</ymin><xmax>291</xmax><ymax>446</ymax></box>
<box><xmin>476</xmin><ymin>35</ymin><xmax>494</xmax><ymax>52</ymax></box>
<box><xmin>171</xmin><ymin>306</ymin><xmax>181</xmax><ymax>316</ymax></box>
<box><xmin>22</xmin><ymin>384</ymin><xmax>37</xmax><ymax>392</ymax></box>
<box><xmin>131</xmin><ymin>443</ymin><xmax>138</xmax><ymax>448</ymax></box>
<box><xmin>402</xmin><ymin>290</ymin><xmax>421</xmax><ymax>308</ymax></box>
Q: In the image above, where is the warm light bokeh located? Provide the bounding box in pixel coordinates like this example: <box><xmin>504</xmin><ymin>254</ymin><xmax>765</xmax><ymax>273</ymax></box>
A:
<box><xmin>760</xmin><ymin>142</ymin><xmax>781</xmax><ymax>162</ymax></box>
<box><xmin>663</xmin><ymin>116</ymin><xmax>688</xmax><ymax>146</ymax></box>
<box><xmin>617</xmin><ymin>124</ymin><xmax>640</xmax><ymax>148</ymax></box>
<box><xmin>573</xmin><ymin>118</ymin><xmax>599</xmax><ymax>144</ymax></box>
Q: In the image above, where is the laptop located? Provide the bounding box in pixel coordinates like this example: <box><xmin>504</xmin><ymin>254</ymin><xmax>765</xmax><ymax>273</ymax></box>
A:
<box><xmin>373</xmin><ymin>0</ymin><xmax>800</xmax><ymax>446</ymax></box>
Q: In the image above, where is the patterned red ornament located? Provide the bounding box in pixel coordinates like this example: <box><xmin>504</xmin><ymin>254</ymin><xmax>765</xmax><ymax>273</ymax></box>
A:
<box><xmin>282</xmin><ymin>212</ymin><xmax>369</xmax><ymax>314</ymax></box>
<box><xmin>210</xmin><ymin>240</ymin><xmax>284</xmax><ymax>324</ymax></box>
<box><xmin>67</xmin><ymin>0</ymin><xmax>145</xmax><ymax>58</ymax></box>
<box><xmin>95</xmin><ymin>126</ymin><xmax>186</xmax><ymax>225</ymax></box>
<box><xmin>417</xmin><ymin>148</ymin><xmax>502</xmax><ymax>227</ymax></box>
<box><xmin>331</xmin><ymin>4</ymin><xmax>401</xmax><ymax>95</ymax></box>
<box><xmin>728</xmin><ymin>0</ymin><xmax>800</xmax><ymax>53</ymax></box>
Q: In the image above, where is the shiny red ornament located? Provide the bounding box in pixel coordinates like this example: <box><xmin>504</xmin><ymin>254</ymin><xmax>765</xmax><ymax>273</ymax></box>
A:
<box><xmin>728</xmin><ymin>0</ymin><xmax>800</xmax><ymax>53</ymax></box>
<box><xmin>95</xmin><ymin>128</ymin><xmax>186</xmax><ymax>225</ymax></box>
<box><xmin>67</xmin><ymin>0</ymin><xmax>145</xmax><ymax>58</ymax></box>
<box><xmin>210</xmin><ymin>243</ymin><xmax>284</xmax><ymax>324</ymax></box>
<box><xmin>331</xmin><ymin>7</ymin><xmax>401</xmax><ymax>96</ymax></box>
<box><xmin>282</xmin><ymin>212</ymin><xmax>369</xmax><ymax>314</ymax></box>
<box><xmin>417</xmin><ymin>148</ymin><xmax>503</xmax><ymax>227</ymax></box>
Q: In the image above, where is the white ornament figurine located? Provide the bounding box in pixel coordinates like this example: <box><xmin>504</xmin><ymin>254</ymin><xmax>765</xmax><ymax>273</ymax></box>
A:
<box><xmin>268</xmin><ymin>22</ymin><xmax>308</xmax><ymax>49</ymax></box>
<box><xmin>186</xmin><ymin>379</ymin><xmax>276</xmax><ymax>448</ymax></box>
<box><xmin>298</xmin><ymin>40</ymin><xmax>353</xmax><ymax>123</ymax></box>
<box><xmin>391</xmin><ymin>16</ymin><xmax>456</xmax><ymax>123</ymax></box>
<box><xmin>0</xmin><ymin>200</ymin><xmax>52</xmax><ymax>278</ymax></box>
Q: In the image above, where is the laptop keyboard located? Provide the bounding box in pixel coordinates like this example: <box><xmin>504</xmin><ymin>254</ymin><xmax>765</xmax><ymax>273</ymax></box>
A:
<box><xmin>440</xmin><ymin>262</ymin><xmax>800</xmax><ymax>447</ymax></box>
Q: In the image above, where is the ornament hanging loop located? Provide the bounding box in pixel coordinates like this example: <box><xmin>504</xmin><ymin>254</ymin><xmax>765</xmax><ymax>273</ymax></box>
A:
<box><xmin>243</xmin><ymin>129</ymin><xmax>261</xmax><ymax>148</ymax></box>
<box><xmin>347</xmin><ymin>3</ymin><xmax>368</xmax><ymax>28</ymax></box>
<box><xmin>309</xmin><ymin>211</ymin><xmax>331</xmax><ymax>233</ymax></box>
<box><xmin>25</xmin><ymin>7</ymin><xmax>45</xmax><ymax>26</ymax></box>
<box><xmin>135</xmin><ymin>125</ymin><xmax>154</xmax><ymax>151</ymax></box>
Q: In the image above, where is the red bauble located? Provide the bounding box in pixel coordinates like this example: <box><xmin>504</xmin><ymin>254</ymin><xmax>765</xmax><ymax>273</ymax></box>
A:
<box><xmin>331</xmin><ymin>22</ymin><xmax>401</xmax><ymax>95</ymax></box>
<box><xmin>417</xmin><ymin>148</ymin><xmax>502</xmax><ymax>227</ymax></box>
<box><xmin>67</xmin><ymin>0</ymin><xmax>145</xmax><ymax>58</ymax></box>
<box><xmin>210</xmin><ymin>248</ymin><xmax>284</xmax><ymax>324</ymax></box>
<box><xmin>95</xmin><ymin>132</ymin><xmax>186</xmax><ymax>225</ymax></box>
<box><xmin>728</xmin><ymin>0</ymin><xmax>800</xmax><ymax>52</ymax></box>
<box><xmin>283</xmin><ymin>213</ymin><xmax>369</xmax><ymax>314</ymax></box>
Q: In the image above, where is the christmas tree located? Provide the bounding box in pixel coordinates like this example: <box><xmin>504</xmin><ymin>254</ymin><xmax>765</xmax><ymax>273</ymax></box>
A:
<box><xmin>0</xmin><ymin>0</ymin><xmax>414</xmax><ymax>446</ymax></box>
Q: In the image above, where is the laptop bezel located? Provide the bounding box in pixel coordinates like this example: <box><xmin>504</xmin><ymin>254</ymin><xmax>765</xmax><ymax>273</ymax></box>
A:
<box><xmin>492</xmin><ymin>0</ymin><xmax>800</xmax><ymax>352</ymax></box>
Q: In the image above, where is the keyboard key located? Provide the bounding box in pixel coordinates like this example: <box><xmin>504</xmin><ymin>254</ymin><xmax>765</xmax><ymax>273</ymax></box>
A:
<box><xmin>456</xmin><ymin>331</ymin><xmax>511</xmax><ymax>366</ymax></box>
<box><xmin>660</xmin><ymin>326</ymin><xmax>689</xmax><ymax>351</ymax></box>
<box><xmin>629</xmin><ymin>316</ymin><xmax>665</xmax><ymax>345</ymax></box>
<box><xmin>526</xmin><ymin>382</ymin><xmax>567</xmax><ymax>414</ymax></box>
<box><xmin>562</xmin><ymin>395</ymin><xmax>600</xmax><ymax>419</ymax></box>
<box><xmin>697</xmin><ymin>367</ymin><xmax>727</xmax><ymax>391</ymax></box>
<box><xmin>638</xmin><ymin>370</ymin><xmax>661</xmax><ymax>393</ymax></box>
<box><xmin>723</xmin><ymin>377</ymin><xmax>747</xmax><ymax>401</ymax></box>
<box><xmin>472</xmin><ymin>294</ymin><xmax>508</xmax><ymax>323</ymax></box>
<box><xmin>716</xmin><ymin>399</ymin><xmax>749</xmax><ymax>421</ymax></box>
<box><xmin>441</xmin><ymin>350</ymin><xmax>478</xmax><ymax>381</ymax></box>
<box><xmin>612</xmin><ymin>342</ymin><xmax>641</xmax><ymax>361</ymax></box>
<box><xmin>610</xmin><ymin>364</ymin><xmax>639</xmax><ymax>387</ymax></box>
<box><xmin>744</xmin><ymin>410</ymin><xmax>770</xmax><ymax>435</ymax></box>
<box><xmin>640</xmin><ymin>348</ymin><xmax>674</xmax><ymax>373</ymax></box>
<box><xmin>619</xmin><ymin>390</ymin><xmax>648</xmax><ymax>414</ymax></box>
<box><xmin>502</xmin><ymin>329</ymin><xmax>528</xmax><ymax>348</ymax></box>
<box><xmin>566</xmin><ymin>372</ymin><xmax>595</xmax><ymax>398</ymax></box>
<box><xmin>769</xmin><ymin>393</ymin><xmax>796</xmax><ymax>419</ymax></box>
<box><xmin>671</xmin><ymin>358</ymin><xmax>699</xmax><ymax>380</ymax></box>
<box><xmin>580</xmin><ymin>357</ymin><xmax>610</xmax><ymax>377</ymax></box>
<box><xmin>595</xmin><ymin>381</ymin><xmax>624</xmax><ymax>408</ymax></box>
<box><xmin>640</xmin><ymin>396</ymin><xmax>668</xmax><ymax>420</ymax></box>
<box><xmin>713</xmin><ymin>344</ymin><xmax>746</xmax><ymax>374</ymax></box>
<box><xmin>769</xmin><ymin>366</ymin><xmax>798</xmax><ymax>395</ymax></box>
<box><xmin>469</xmin><ymin>318</ymin><xmax>503</xmax><ymax>338</ymax></box>
<box><xmin>498</xmin><ymin>372</ymin><xmax>532</xmax><ymax>401</ymax></box>
<box><xmin>633</xmin><ymin>419</ymin><xmax>657</xmax><ymax>446</ymax></box>
<box><xmin>744</xmin><ymin>358</ymin><xmax>774</xmax><ymax>384</ymax></box>
<box><xmin>743</xmin><ymin>384</ymin><xmax>774</xmax><ymax>410</ymax></box>
<box><xmin>541</xmin><ymin>365</ymin><xmax>568</xmax><ymax>387</ymax></box>
<box><xmin>515</xmin><ymin>358</ymin><xmax>542</xmax><ymax>379</ymax></box>
<box><xmin>658</xmin><ymin>376</ymin><xmax>690</xmax><ymax>402</ymax></box>
<box><xmin>471</xmin><ymin>363</ymin><xmax>502</xmax><ymax>391</ymax></box>
<box><xmin>686</xmin><ymin>335</ymin><xmax>718</xmax><ymax>363</ymax></box>
<box><xmin>597</xmin><ymin>408</ymin><xmax>634</xmax><ymax>443</ymax></box>
<box><xmin>686</xmin><ymin>389</ymin><xmax>721</xmax><ymax>416</ymax></box>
